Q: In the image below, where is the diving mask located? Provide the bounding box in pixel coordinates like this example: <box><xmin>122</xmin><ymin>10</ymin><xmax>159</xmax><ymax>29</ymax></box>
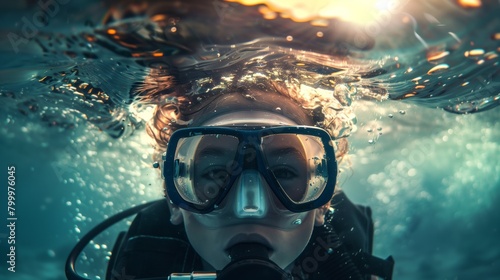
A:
<box><xmin>163</xmin><ymin>125</ymin><xmax>337</xmax><ymax>217</ymax></box>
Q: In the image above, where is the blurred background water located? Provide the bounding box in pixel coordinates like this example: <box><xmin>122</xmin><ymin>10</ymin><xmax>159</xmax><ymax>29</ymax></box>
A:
<box><xmin>0</xmin><ymin>0</ymin><xmax>499</xmax><ymax>279</ymax></box>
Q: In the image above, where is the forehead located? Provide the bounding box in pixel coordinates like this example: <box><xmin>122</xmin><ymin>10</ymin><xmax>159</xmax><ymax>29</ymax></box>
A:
<box><xmin>189</xmin><ymin>91</ymin><xmax>313</xmax><ymax>127</ymax></box>
<box><xmin>192</xmin><ymin>133</ymin><xmax>308</xmax><ymax>163</ymax></box>
<box><xmin>194</xmin><ymin>133</ymin><xmax>306</xmax><ymax>148</ymax></box>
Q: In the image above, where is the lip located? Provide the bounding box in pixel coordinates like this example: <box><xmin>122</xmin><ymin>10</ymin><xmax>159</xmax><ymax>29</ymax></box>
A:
<box><xmin>224</xmin><ymin>233</ymin><xmax>274</xmax><ymax>253</ymax></box>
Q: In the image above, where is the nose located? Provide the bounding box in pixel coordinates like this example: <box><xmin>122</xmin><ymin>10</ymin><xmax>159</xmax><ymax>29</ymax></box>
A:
<box><xmin>234</xmin><ymin>170</ymin><xmax>268</xmax><ymax>218</ymax></box>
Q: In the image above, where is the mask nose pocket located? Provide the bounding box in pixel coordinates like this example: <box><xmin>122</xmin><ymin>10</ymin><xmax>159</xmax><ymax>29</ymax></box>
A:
<box><xmin>235</xmin><ymin>170</ymin><xmax>268</xmax><ymax>218</ymax></box>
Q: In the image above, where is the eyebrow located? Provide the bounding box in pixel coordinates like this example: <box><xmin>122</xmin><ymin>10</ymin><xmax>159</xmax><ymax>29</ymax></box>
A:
<box><xmin>197</xmin><ymin>147</ymin><xmax>229</xmax><ymax>158</ymax></box>
<box><xmin>266</xmin><ymin>147</ymin><xmax>305</xmax><ymax>160</ymax></box>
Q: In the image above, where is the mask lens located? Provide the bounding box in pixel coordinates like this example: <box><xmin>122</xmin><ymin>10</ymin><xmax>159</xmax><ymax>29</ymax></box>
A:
<box><xmin>173</xmin><ymin>134</ymin><xmax>239</xmax><ymax>209</ymax></box>
<box><xmin>261</xmin><ymin>134</ymin><xmax>328</xmax><ymax>204</ymax></box>
<box><xmin>167</xmin><ymin>127</ymin><xmax>334</xmax><ymax>213</ymax></box>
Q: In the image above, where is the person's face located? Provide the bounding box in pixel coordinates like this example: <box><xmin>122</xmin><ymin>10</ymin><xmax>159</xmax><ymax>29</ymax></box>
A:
<box><xmin>168</xmin><ymin>93</ymin><xmax>328</xmax><ymax>270</ymax></box>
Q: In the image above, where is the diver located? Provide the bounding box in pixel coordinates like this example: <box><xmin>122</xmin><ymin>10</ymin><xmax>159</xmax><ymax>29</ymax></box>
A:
<box><xmin>66</xmin><ymin>82</ymin><xmax>394</xmax><ymax>279</ymax></box>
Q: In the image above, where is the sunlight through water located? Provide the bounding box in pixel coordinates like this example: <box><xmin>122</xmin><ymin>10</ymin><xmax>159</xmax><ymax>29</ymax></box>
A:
<box><xmin>0</xmin><ymin>0</ymin><xmax>499</xmax><ymax>279</ymax></box>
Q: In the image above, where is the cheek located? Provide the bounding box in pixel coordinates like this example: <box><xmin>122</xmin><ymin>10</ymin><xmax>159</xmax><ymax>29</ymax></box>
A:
<box><xmin>180</xmin><ymin>210</ymin><xmax>317</xmax><ymax>270</ymax></box>
<box><xmin>270</xmin><ymin>211</ymin><xmax>316</xmax><ymax>268</ymax></box>
<box><xmin>181</xmin><ymin>211</ymin><xmax>230</xmax><ymax>269</ymax></box>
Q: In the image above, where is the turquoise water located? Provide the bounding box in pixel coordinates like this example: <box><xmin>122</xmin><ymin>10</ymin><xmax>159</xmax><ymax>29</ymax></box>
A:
<box><xmin>1</xmin><ymin>0</ymin><xmax>499</xmax><ymax>279</ymax></box>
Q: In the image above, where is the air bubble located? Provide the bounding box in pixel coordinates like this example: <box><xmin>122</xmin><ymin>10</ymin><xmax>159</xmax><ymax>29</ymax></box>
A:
<box><xmin>388</xmin><ymin>114</ymin><xmax>394</xmax><ymax>118</ymax></box>
<box><xmin>399</xmin><ymin>110</ymin><xmax>406</xmax><ymax>115</ymax></box>
<box><xmin>244</xmin><ymin>94</ymin><xmax>256</xmax><ymax>101</ymax></box>
<box><xmin>427</xmin><ymin>64</ymin><xmax>449</xmax><ymax>75</ymax></box>
<box><xmin>408</xmin><ymin>168</ymin><xmax>417</xmax><ymax>177</ymax></box>
<box><xmin>464</xmin><ymin>49</ymin><xmax>485</xmax><ymax>57</ymax></box>
<box><xmin>426</xmin><ymin>50</ymin><xmax>449</xmax><ymax>62</ymax></box>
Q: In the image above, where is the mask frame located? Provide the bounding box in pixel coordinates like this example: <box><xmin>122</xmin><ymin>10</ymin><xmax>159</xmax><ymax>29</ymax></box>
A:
<box><xmin>163</xmin><ymin>125</ymin><xmax>337</xmax><ymax>213</ymax></box>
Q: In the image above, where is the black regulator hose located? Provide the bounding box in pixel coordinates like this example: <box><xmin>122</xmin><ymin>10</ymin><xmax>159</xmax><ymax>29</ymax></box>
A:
<box><xmin>65</xmin><ymin>200</ymin><xmax>159</xmax><ymax>280</ymax></box>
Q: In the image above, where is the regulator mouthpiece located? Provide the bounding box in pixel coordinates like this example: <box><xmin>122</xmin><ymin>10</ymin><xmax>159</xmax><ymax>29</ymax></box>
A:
<box><xmin>228</xmin><ymin>243</ymin><xmax>270</xmax><ymax>261</ymax></box>
<box><xmin>218</xmin><ymin>243</ymin><xmax>292</xmax><ymax>280</ymax></box>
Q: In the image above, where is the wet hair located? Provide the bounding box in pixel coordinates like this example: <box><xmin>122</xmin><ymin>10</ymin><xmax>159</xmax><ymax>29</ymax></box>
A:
<box><xmin>143</xmin><ymin>70</ymin><xmax>354</xmax><ymax>167</ymax></box>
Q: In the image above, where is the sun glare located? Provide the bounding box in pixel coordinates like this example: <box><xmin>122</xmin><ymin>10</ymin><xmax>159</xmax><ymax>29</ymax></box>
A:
<box><xmin>227</xmin><ymin>0</ymin><xmax>403</xmax><ymax>25</ymax></box>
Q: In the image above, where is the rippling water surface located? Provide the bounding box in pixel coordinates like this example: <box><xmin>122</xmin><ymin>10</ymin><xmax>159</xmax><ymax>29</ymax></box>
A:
<box><xmin>0</xmin><ymin>0</ymin><xmax>499</xmax><ymax>279</ymax></box>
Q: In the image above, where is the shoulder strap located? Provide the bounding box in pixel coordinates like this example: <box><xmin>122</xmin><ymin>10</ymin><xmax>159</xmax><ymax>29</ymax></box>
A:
<box><xmin>351</xmin><ymin>252</ymin><xmax>395</xmax><ymax>280</ymax></box>
<box><xmin>329</xmin><ymin>191</ymin><xmax>394</xmax><ymax>280</ymax></box>
<box><xmin>107</xmin><ymin>199</ymin><xmax>202</xmax><ymax>279</ymax></box>
<box><xmin>292</xmin><ymin>191</ymin><xmax>394</xmax><ymax>280</ymax></box>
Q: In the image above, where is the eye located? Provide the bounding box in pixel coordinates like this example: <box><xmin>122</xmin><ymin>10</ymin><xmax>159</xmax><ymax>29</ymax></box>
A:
<box><xmin>202</xmin><ymin>167</ymin><xmax>230</xmax><ymax>183</ymax></box>
<box><xmin>272</xmin><ymin>165</ymin><xmax>299</xmax><ymax>180</ymax></box>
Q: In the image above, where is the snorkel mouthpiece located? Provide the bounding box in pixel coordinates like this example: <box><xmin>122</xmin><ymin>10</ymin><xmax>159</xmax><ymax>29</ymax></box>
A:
<box><xmin>218</xmin><ymin>243</ymin><xmax>292</xmax><ymax>280</ymax></box>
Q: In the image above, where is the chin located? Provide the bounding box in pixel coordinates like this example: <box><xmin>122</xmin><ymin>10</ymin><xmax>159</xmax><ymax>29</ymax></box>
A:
<box><xmin>271</xmin><ymin>254</ymin><xmax>297</xmax><ymax>270</ymax></box>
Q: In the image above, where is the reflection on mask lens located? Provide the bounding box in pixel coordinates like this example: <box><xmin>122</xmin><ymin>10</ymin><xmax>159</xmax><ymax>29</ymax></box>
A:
<box><xmin>262</xmin><ymin>134</ymin><xmax>328</xmax><ymax>204</ymax></box>
<box><xmin>174</xmin><ymin>135</ymin><xmax>239</xmax><ymax>207</ymax></box>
